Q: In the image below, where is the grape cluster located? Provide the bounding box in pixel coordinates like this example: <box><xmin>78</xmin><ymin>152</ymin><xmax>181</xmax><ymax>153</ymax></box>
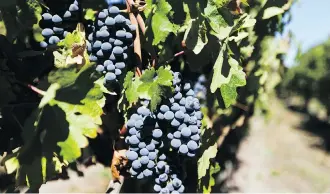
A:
<box><xmin>154</xmin><ymin>167</ymin><xmax>185</xmax><ymax>194</ymax></box>
<box><xmin>86</xmin><ymin>6</ymin><xmax>136</xmax><ymax>84</ymax></box>
<box><xmin>125</xmin><ymin>72</ymin><xmax>204</xmax><ymax>193</ymax></box>
<box><xmin>193</xmin><ymin>75</ymin><xmax>207</xmax><ymax>101</ymax></box>
<box><xmin>39</xmin><ymin>0</ymin><xmax>80</xmax><ymax>48</ymax></box>
<box><xmin>125</xmin><ymin>104</ymin><xmax>165</xmax><ymax>179</ymax></box>
<box><xmin>157</xmin><ymin>72</ymin><xmax>202</xmax><ymax>157</ymax></box>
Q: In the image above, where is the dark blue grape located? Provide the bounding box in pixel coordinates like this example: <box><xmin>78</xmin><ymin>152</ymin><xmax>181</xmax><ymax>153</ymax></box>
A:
<box><xmin>159</xmin><ymin>154</ymin><xmax>166</xmax><ymax>161</ymax></box>
<box><xmin>126</xmin><ymin>150</ymin><xmax>138</xmax><ymax>161</ymax></box>
<box><xmin>187</xmin><ymin>140</ymin><xmax>198</xmax><ymax>151</ymax></box>
<box><xmin>167</xmin><ymin>133</ymin><xmax>174</xmax><ymax>139</ymax></box>
<box><xmin>153</xmin><ymin>129</ymin><xmax>163</xmax><ymax>139</ymax></box>
<box><xmin>186</xmin><ymin>89</ymin><xmax>195</xmax><ymax>96</ymax></box>
<box><xmin>137</xmin><ymin>172</ymin><xmax>144</xmax><ymax>179</ymax></box>
<box><xmin>109</xmin><ymin>6</ymin><xmax>120</xmax><ymax>15</ymax></box>
<box><xmin>171</xmin><ymin>119</ymin><xmax>181</xmax><ymax>127</ymax></box>
<box><xmin>96</xmin><ymin>49</ymin><xmax>104</xmax><ymax>58</ymax></box>
<box><xmin>115</xmin><ymin>14</ymin><xmax>126</xmax><ymax>24</ymax></box>
<box><xmin>130</xmin><ymin>168</ymin><xmax>138</xmax><ymax>176</ymax></box>
<box><xmin>172</xmin><ymin>178</ymin><xmax>182</xmax><ymax>188</ymax></box>
<box><xmin>42</xmin><ymin>28</ymin><xmax>54</xmax><ymax>37</ymax></box>
<box><xmin>63</xmin><ymin>11</ymin><xmax>71</xmax><ymax>18</ymax></box>
<box><xmin>52</xmin><ymin>15</ymin><xmax>62</xmax><ymax>23</ymax></box>
<box><xmin>171</xmin><ymin>103</ymin><xmax>180</xmax><ymax>111</ymax></box>
<box><xmin>116</xmin><ymin>30</ymin><xmax>126</xmax><ymax>38</ymax></box>
<box><xmin>174</xmin><ymin>92</ymin><xmax>182</xmax><ymax>100</ymax></box>
<box><xmin>178</xmin><ymin>185</ymin><xmax>185</xmax><ymax>193</ymax></box>
<box><xmin>140</xmin><ymin>156</ymin><xmax>149</xmax><ymax>165</ymax></box>
<box><xmin>164</xmin><ymin>111</ymin><xmax>174</xmax><ymax>120</ymax></box>
<box><xmin>181</xmin><ymin>127</ymin><xmax>192</xmax><ymax>137</ymax></box>
<box><xmin>89</xmin><ymin>55</ymin><xmax>98</xmax><ymax>62</ymax></box>
<box><xmin>115</xmin><ymin>62</ymin><xmax>126</xmax><ymax>69</ymax></box>
<box><xmin>48</xmin><ymin>36</ymin><xmax>60</xmax><ymax>44</ymax></box>
<box><xmin>115</xmin><ymin>69</ymin><xmax>122</xmax><ymax>75</ymax></box>
<box><xmin>113</xmin><ymin>46</ymin><xmax>124</xmax><ymax>56</ymax></box>
<box><xmin>148</xmin><ymin>152</ymin><xmax>157</xmax><ymax>160</ymax></box>
<box><xmin>129</xmin><ymin>127</ymin><xmax>137</xmax><ymax>135</ymax></box>
<box><xmin>154</xmin><ymin>184</ymin><xmax>161</xmax><ymax>192</ymax></box>
<box><xmin>129</xmin><ymin>135</ymin><xmax>140</xmax><ymax>145</ymax></box>
<box><xmin>147</xmin><ymin>160</ymin><xmax>155</xmax><ymax>169</ymax></box>
<box><xmin>179</xmin><ymin>144</ymin><xmax>188</xmax><ymax>154</ymax></box>
<box><xmin>40</xmin><ymin>41</ymin><xmax>48</xmax><ymax>48</ymax></box>
<box><xmin>173</xmin><ymin>131</ymin><xmax>181</xmax><ymax>139</ymax></box>
<box><xmin>146</xmin><ymin>143</ymin><xmax>155</xmax><ymax>151</ymax></box>
<box><xmin>138</xmin><ymin>142</ymin><xmax>146</xmax><ymax>149</ymax></box>
<box><xmin>105</xmin><ymin>17</ymin><xmax>115</xmax><ymax>26</ymax></box>
<box><xmin>171</xmin><ymin>139</ymin><xmax>181</xmax><ymax>149</ymax></box>
<box><xmin>159</xmin><ymin>173</ymin><xmax>168</xmax><ymax>182</ymax></box>
<box><xmin>105</xmin><ymin>72</ymin><xmax>116</xmax><ymax>81</ymax></box>
<box><xmin>114</xmin><ymin>39</ymin><xmax>123</xmax><ymax>46</ymax></box>
<box><xmin>160</xmin><ymin>105</ymin><xmax>169</xmax><ymax>113</ymax></box>
<box><xmin>53</xmin><ymin>27</ymin><xmax>64</xmax><ymax>34</ymax></box>
<box><xmin>174</xmin><ymin>111</ymin><xmax>185</xmax><ymax>120</ymax></box>
<box><xmin>191</xmin><ymin>134</ymin><xmax>200</xmax><ymax>141</ymax></box>
<box><xmin>98</xmin><ymin>12</ymin><xmax>107</xmax><ymax>19</ymax></box>
<box><xmin>132</xmin><ymin>159</ymin><xmax>142</xmax><ymax>170</ymax></box>
<box><xmin>189</xmin><ymin>125</ymin><xmax>198</xmax><ymax>134</ymax></box>
<box><xmin>69</xmin><ymin>4</ymin><xmax>79</xmax><ymax>11</ymax></box>
<box><xmin>143</xmin><ymin>169</ymin><xmax>153</xmax><ymax>177</ymax></box>
<box><xmin>157</xmin><ymin>112</ymin><xmax>164</xmax><ymax>120</ymax></box>
<box><xmin>139</xmin><ymin>148</ymin><xmax>149</xmax><ymax>156</ymax></box>
<box><xmin>96</xmin><ymin>65</ymin><xmax>104</xmax><ymax>72</ymax></box>
<box><xmin>42</xmin><ymin>13</ymin><xmax>52</xmax><ymax>20</ymax></box>
<box><xmin>135</xmin><ymin>120</ymin><xmax>143</xmax><ymax>129</ymax></box>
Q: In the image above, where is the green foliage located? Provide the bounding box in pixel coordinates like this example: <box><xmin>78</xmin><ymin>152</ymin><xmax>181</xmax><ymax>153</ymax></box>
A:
<box><xmin>0</xmin><ymin>0</ymin><xmax>295</xmax><ymax>192</ymax></box>
<box><xmin>123</xmin><ymin>67</ymin><xmax>173</xmax><ymax>111</ymax></box>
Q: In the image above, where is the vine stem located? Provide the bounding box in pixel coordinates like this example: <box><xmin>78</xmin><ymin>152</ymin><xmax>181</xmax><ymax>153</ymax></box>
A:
<box><xmin>126</xmin><ymin>0</ymin><xmax>142</xmax><ymax>77</ymax></box>
<box><xmin>27</xmin><ymin>84</ymin><xmax>46</xmax><ymax>96</ymax></box>
<box><xmin>159</xmin><ymin>50</ymin><xmax>185</xmax><ymax>65</ymax></box>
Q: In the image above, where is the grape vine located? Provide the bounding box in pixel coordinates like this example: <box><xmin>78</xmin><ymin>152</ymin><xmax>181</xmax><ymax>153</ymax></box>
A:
<box><xmin>0</xmin><ymin>0</ymin><xmax>295</xmax><ymax>193</ymax></box>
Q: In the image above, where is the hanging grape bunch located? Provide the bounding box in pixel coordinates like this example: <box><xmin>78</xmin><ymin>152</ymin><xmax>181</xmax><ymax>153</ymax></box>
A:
<box><xmin>157</xmin><ymin>72</ymin><xmax>202</xmax><ymax>157</ymax></box>
<box><xmin>123</xmin><ymin>71</ymin><xmax>203</xmax><ymax>193</ymax></box>
<box><xmin>124</xmin><ymin>100</ymin><xmax>186</xmax><ymax>193</ymax></box>
<box><xmin>124</xmin><ymin>102</ymin><xmax>162</xmax><ymax>180</ymax></box>
<box><xmin>86</xmin><ymin>6</ymin><xmax>136</xmax><ymax>84</ymax></box>
<box><xmin>39</xmin><ymin>0</ymin><xmax>81</xmax><ymax>48</ymax></box>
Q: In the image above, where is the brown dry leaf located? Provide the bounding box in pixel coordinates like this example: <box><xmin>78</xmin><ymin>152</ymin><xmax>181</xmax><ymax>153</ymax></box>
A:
<box><xmin>111</xmin><ymin>149</ymin><xmax>128</xmax><ymax>181</ymax></box>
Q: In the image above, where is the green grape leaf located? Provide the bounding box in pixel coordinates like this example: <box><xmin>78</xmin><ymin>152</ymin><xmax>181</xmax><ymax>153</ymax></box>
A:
<box><xmin>202</xmin><ymin>163</ymin><xmax>221</xmax><ymax>193</ymax></box>
<box><xmin>148</xmin><ymin>0</ymin><xmax>179</xmax><ymax>45</ymax></box>
<box><xmin>39</xmin><ymin>83</ymin><xmax>60</xmax><ymax>108</ymax></box>
<box><xmin>124</xmin><ymin>71</ymin><xmax>142</xmax><ymax>104</ymax></box>
<box><xmin>58</xmin><ymin>30</ymin><xmax>85</xmax><ymax>49</ymax></box>
<box><xmin>140</xmin><ymin>68</ymin><xmax>156</xmax><ymax>82</ymax></box>
<box><xmin>219</xmin><ymin>58</ymin><xmax>246</xmax><ymax>108</ymax></box>
<box><xmin>210</xmin><ymin>42</ymin><xmax>227</xmax><ymax>93</ymax></box>
<box><xmin>183</xmin><ymin>18</ymin><xmax>208</xmax><ymax>54</ymax></box>
<box><xmin>198</xmin><ymin>143</ymin><xmax>218</xmax><ymax>179</ymax></box>
<box><xmin>84</xmin><ymin>9</ymin><xmax>96</xmax><ymax>21</ymax></box>
<box><xmin>262</xmin><ymin>7</ymin><xmax>284</xmax><ymax>19</ymax></box>
<box><xmin>204</xmin><ymin>1</ymin><xmax>232</xmax><ymax>40</ymax></box>
<box><xmin>156</xmin><ymin>66</ymin><xmax>173</xmax><ymax>86</ymax></box>
<box><xmin>124</xmin><ymin>68</ymin><xmax>173</xmax><ymax>111</ymax></box>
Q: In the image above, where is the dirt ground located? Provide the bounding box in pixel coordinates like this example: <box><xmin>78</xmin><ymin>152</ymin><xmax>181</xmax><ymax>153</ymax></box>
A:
<box><xmin>39</xmin><ymin>98</ymin><xmax>330</xmax><ymax>193</ymax></box>
<box><xmin>225</xmin><ymin>98</ymin><xmax>330</xmax><ymax>193</ymax></box>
